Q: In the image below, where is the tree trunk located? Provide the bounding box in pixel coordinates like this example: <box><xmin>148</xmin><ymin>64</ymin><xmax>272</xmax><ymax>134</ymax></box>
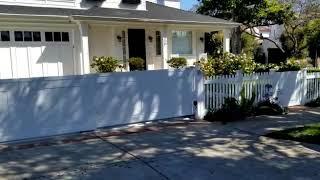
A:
<box><xmin>231</xmin><ymin>27</ymin><xmax>242</xmax><ymax>54</ymax></box>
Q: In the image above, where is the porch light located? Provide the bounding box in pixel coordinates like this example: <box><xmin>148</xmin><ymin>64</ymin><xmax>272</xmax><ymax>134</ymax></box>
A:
<box><xmin>117</xmin><ymin>35</ymin><xmax>122</xmax><ymax>42</ymax></box>
<box><xmin>148</xmin><ymin>36</ymin><xmax>153</xmax><ymax>42</ymax></box>
<box><xmin>199</xmin><ymin>37</ymin><xmax>204</xmax><ymax>42</ymax></box>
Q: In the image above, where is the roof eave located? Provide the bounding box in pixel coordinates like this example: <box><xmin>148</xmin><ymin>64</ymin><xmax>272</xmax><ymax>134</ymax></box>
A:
<box><xmin>72</xmin><ymin>15</ymin><xmax>240</xmax><ymax>27</ymax></box>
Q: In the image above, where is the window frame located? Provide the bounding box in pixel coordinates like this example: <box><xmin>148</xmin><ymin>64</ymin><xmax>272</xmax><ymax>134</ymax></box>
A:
<box><xmin>155</xmin><ymin>31</ymin><xmax>162</xmax><ymax>56</ymax></box>
<box><xmin>0</xmin><ymin>31</ymin><xmax>10</xmax><ymax>42</ymax></box>
<box><xmin>171</xmin><ymin>30</ymin><xmax>193</xmax><ymax>55</ymax></box>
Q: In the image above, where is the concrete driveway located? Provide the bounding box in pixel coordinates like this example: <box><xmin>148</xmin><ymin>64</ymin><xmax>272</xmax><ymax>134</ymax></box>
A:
<box><xmin>1</xmin><ymin>108</ymin><xmax>320</xmax><ymax>180</ymax></box>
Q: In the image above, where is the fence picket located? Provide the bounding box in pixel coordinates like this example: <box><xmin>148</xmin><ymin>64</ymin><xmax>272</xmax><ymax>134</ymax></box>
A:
<box><xmin>204</xmin><ymin>70</ymin><xmax>320</xmax><ymax>110</ymax></box>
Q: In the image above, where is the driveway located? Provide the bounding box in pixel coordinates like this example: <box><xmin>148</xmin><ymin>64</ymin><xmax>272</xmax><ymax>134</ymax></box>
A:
<box><xmin>1</xmin><ymin>108</ymin><xmax>320</xmax><ymax>180</ymax></box>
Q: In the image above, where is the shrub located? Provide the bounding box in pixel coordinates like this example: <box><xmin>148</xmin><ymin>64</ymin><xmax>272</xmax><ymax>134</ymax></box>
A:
<box><xmin>129</xmin><ymin>57</ymin><xmax>145</xmax><ymax>71</ymax></box>
<box><xmin>239</xmin><ymin>88</ymin><xmax>256</xmax><ymax>117</ymax></box>
<box><xmin>196</xmin><ymin>53</ymin><xmax>257</xmax><ymax>76</ymax></box>
<box><xmin>204</xmin><ymin>97</ymin><xmax>244</xmax><ymax>123</ymax></box>
<box><xmin>307</xmin><ymin>68</ymin><xmax>320</xmax><ymax>73</ymax></box>
<box><xmin>305</xmin><ymin>97</ymin><xmax>320</xmax><ymax>107</ymax></box>
<box><xmin>204</xmin><ymin>88</ymin><xmax>256</xmax><ymax>123</ymax></box>
<box><xmin>254</xmin><ymin>100</ymin><xmax>284</xmax><ymax>115</ymax></box>
<box><xmin>90</xmin><ymin>56</ymin><xmax>119</xmax><ymax>73</ymax></box>
<box><xmin>167</xmin><ymin>57</ymin><xmax>187</xmax><ymax>69</ymax></box>
<box><xmin>254</xmin><ymin>63</ymin><xmax>276</xmax><ymax>73</ymax></box>
<box><xmin>277</xmin><ymin>58</ymin><xmax>303</xmax><ymax>72</ymax></box>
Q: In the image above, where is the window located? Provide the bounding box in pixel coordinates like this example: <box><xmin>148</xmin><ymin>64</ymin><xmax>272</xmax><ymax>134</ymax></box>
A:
<box><xmin>14</xmin><ymin>31</ymin><xmax>23</xmax><ymax>41</ymax></box>
<box><xmin>172</xmin><ymin>31</ymin><xmax>192</xmax><ymax>54</ymax></box>
<box><xmin>62</xmin><ymin>32</ymin><xmax>69</xmax><ymax>42</ymax></box>
<box><xmin>24</xmin><ymin>31</ymin><xmax>32</xmax><ymax>41</ymax></box>
<box><xmin>14</xmin><ymin>31</ymin><xmax>42</xmax><ymax>42</ymax></box>
<box><xmin>54</xmin><ymin>32</ymin><xmax>61</xmax><ymax>42</ymax></box>
<box><xmin>45</xmin><ymin>32</ymin><xmax>53</xmax><ymax>41</ymax></box>
<box><xmin>33</xmin><ymin>32</ymin><xmax>41</xmax><ymax>42</ymax></box>
<box><xmin>155</xmin><ymin>31</ymin><xmax>161</xmax><ymax>55</ymax></box>
<box><xmin>1</xmin><ymin>31</ymin><xmax>10</xmax><ymax>41</ymax></box>
<box><xmin>45</xmin><ymin>32</ymin><xmax>69</xmax><ymax>42</ymax></box>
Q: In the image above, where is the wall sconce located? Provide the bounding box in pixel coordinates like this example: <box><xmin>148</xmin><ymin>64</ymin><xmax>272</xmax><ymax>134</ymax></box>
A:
<box><xmin>199</xmin><ymin>37</ymin><xmax>204</xmax><ymax>42</ymax></box>
<box><xmin>117</xmin><ymin>35</ymin><xmax>122</xmax><ymax>42</ymax></box>
<box><xmin>148</xmin><ymin>36</ymin><xmax>153</xmax><ymax>42</ymax></box>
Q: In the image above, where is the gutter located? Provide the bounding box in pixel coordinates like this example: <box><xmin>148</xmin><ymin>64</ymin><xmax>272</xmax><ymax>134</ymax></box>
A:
<box><xmin>71</xmin><ymin>15</ymin><xmax>241</xmax><ymax>27</ymax></box>
<box><xmin>0</xmin><ymin>12</ymin><xmax>240</xmax><ymax>27</ymax></box>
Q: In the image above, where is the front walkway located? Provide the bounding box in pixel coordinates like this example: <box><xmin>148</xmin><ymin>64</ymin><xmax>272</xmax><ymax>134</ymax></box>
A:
<box><xmin>1</xmin><ymin>108</ymin><xmax>320</xmax><ymax>180</ymax></box>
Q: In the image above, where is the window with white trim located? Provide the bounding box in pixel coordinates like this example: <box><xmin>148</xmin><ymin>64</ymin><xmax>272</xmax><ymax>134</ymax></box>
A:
<box><xmin>156</xmin><ymin>31</ymin><xmax>161</xmax><ymax>55</ymax></box>
<box><xmin>14</xmin><ymin>31</ymin><xmax>41</xmax><ymax>42</ymax></box>
<box><xmin>0</xmin><ymin>31</ymin><xmax>10</xmax><ymax>41</ymax></box>
<box><xmin>45</xmin><ymin>32</ymin><xmax>69</xmax><ymax>42</ymax></box>
<box><xmin>172</xmin><ymin>31</ymin><xmax>192</xmax><ymax>54</ymax></box>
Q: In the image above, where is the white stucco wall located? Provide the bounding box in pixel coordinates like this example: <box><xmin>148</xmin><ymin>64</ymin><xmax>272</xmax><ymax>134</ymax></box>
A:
<box><xmin>88</xmin><ymin>24</ymin><xmax>206</xmax><ymax>71</ymax></box>
<box><xmin>0</xmin><ymin>68</ymin><xmax>197</xmax><ymax>142</ymax></box>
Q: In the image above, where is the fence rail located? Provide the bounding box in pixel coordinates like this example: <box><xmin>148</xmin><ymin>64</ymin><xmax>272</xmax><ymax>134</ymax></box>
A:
<box><xmin>204</xmin><ymin>70</ymin><xmax>320</xmax><ymax>110</ymax></box>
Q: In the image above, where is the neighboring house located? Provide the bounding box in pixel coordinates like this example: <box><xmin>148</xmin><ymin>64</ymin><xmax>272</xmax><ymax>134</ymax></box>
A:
<box><xmin>258</xmin><ymin>25</ymin><xmax>286</xmax><ymax>63</ymax></box>
<box><xmin>0</xmin><ymin>0</ymin><xmax>239</xmax><ymax>79</ymax></box>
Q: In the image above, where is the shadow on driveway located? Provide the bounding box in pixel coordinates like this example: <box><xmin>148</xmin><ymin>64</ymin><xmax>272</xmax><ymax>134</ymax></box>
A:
<box><xmin>0</xmin><ymin>109</ymin><xmax>320</xmax><ymax>179</ymax></box>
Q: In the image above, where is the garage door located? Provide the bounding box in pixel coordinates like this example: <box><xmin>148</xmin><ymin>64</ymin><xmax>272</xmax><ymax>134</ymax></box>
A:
<box><xmin>0</xmin><ymin>30</ymin><xmax>75</xmax><ymax>79</ymax></box>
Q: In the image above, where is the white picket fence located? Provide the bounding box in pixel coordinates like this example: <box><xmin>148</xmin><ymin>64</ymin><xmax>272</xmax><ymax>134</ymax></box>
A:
<box><xmin>204</xmin><ymin>70</ymin><xmax>320</xmax><ymax>110</ymax></box>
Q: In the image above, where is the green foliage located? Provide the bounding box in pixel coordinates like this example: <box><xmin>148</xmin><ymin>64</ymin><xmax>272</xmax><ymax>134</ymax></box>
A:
<box><xmin>305</xmin><ymin>97</ymin><xmax>320</xmax><ymax>107</ymax></box>
<box><xmin>129</xmin><ymin>57</ymin><xmax>145</xmax><ymax>71</ymax></box>
<box><xmin>204</xmin><ymin>97</ymin><xmax>244</xmax><ymax>123</ymax></box>
<box><xmin>280</xmin><ymin>29</ymin><xmax>307</xmax><ymax>59</ymax></box>
<box><xmin>205</xmin><ymin>31</ymin><xmax>224</xmax><ymax>57</ymax></box>
<box><xmin>303</xmin><ymin>18</ymin><xmax>320</xmax><ymax>62</ymax></box>
<box><xmin>277</xmin><ymin>58</ymin><xmax>303</xmax><ymax>72</ymax></box>
<box><xmin>266</xmin><ymin>123</ymin><xmax>320</xmax><ymax>145</ymax></box>
<box><xmin>204</xmin><ymin>87</ymin><xmax>256</xmax><ymax>123</ymax></box>
<box><xmin>307</xmin><ymin>68</ymin><xmax>320</xmax><ymax>73</ymax></box>
<box><xmin>167</xmin><ymin>57</ymin><xmax>187</xmax><ymax>69</ymax></box>
<box><xmin>254</xmin><ymin>63</ymin><xmax>276</xmax><ymax>72</ymax></box>
<box><xmin>255</xmin><ymin>100</ymin><xmax>284</xmax><ymax>115</ymax></box>
<box><xmin>241</xmin><ymin>33</ymin><xmax>258</xmax><ymax>58</ymax></box>
<box><xmin>197</xmin><ymin>0</ymin><xmax>290</xmax><ymax>25</ymax></box>
<box><xmin>195</xmin><ymin>53</ymin><xmax>257</xmax><ymax>76</ymax></box>
<box><xmin>90</xmin><ymin>56</ymin><xmax>120</xmax><ymax>73</ymax></box>
<box><xmin>240</xmin><ymin>87</ymin><xmax>256</xmax><ymax>116</ymax></box>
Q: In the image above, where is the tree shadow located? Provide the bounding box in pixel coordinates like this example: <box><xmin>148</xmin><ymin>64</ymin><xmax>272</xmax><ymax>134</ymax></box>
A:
<box><xmin>0</xmin><ymin>121</ymin><xmax>319</xmax><ymax>179</ymax></box>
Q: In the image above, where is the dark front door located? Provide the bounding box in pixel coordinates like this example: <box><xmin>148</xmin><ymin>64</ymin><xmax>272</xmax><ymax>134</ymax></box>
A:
<box><xmin>128</xmin><ymin>29</ymin><xmax>146</xmax><ymax>70</ymax></box>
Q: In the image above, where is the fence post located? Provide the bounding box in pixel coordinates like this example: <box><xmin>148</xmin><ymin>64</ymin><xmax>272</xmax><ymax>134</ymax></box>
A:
<box><xmin>301</xmin><ymin>68</ymin><xmax>308</xmax><ymax>105</ymax></box>
<box><xmin>236</xmin><ymin>70</ymin><xmax>243</xmax><ymax>101</ymax></box>
<box><xmin>194</xmin><ymin>68</ymin><xmax>206</xmax><ymax>120</ymax></box>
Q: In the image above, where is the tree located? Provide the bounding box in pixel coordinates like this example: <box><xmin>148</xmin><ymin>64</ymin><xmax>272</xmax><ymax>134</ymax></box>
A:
<box><xmin>280</xmin><ymin>0</ymin><xmax>320</xmax><ymax>57</ymax></box>
<box><xmin>304</xmin><ymin>18</ymin><xmax>320</xmax><ymax>66</ymax></box>
<box><xmin>197</xmin><ymin>0</ymin><xmax>293</xmax><ymax>52</ymax></box>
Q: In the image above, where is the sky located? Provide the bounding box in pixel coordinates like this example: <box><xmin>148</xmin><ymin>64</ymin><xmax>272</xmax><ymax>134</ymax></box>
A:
<box><xmin>181</xmin><ymin>0</ymin><xmax>198</xmax><ymax>10</ymax></box>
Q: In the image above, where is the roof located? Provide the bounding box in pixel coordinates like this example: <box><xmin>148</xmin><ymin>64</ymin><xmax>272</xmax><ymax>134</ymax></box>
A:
<box><xmin>0</xmin><ymin>2</ymin><xmax>239</xmax><ymax>26</ymax></box>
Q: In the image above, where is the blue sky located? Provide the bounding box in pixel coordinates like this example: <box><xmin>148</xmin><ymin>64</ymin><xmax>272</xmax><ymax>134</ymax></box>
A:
<box><xmin>181</xmin><ymin>0</ymin><xmax>198</xmax><ymax>10</ymax></box>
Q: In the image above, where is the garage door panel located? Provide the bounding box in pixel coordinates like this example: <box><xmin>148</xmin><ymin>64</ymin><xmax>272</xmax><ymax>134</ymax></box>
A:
<box><xmin>42</xmin><ymin>45</ymin><xmax>61</xmax><ymax>76</ymax></box>
<box><xmin>60</xmin><ymin>45</ymin><xmax>74</xmax><ymax>76</ymax></box>
<box><xmin>29</xmin><ymin>46</ymin><xmax>44</xmax><ymax>78</ymax></box>
<box><xmin>0</xmin><ymin>46</ymin><xmax>13</xmax><ymax>79</ymax></box>
<box><xmin>15</xmin><ymin>47</ymin><xmax>30</xmax><ymax>79</ymax></box>
<box><xmin>0</xmin><ymin>30</ymin><xmax>75</xmax><ymax>79</ymax></box>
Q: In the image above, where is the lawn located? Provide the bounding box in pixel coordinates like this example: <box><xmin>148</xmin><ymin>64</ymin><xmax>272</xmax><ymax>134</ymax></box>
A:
<box><xmin>266</xmin><ymin>123</ymin><xmax>320</xmax><ymax>145</ymax></box>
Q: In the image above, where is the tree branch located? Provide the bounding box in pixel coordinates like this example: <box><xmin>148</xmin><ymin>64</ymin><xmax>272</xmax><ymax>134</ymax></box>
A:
<box><xmin>243</xmin><ymin>30</ymin><xmax>285</xmax><ymax>53</ymax></box>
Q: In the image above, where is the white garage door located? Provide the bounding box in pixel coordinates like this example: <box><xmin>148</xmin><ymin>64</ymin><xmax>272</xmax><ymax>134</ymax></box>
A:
<box><xmin>0</xmin><ymin>30</ymin><xmax>74</xmax><ymax>79</ymax></box>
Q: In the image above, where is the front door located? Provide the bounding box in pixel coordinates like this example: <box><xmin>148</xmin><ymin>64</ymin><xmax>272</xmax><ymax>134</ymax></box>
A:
<box><xmin>128</xmin><ymin>29</ymin><xmax>146</xmax><ymax>70</ymax></box>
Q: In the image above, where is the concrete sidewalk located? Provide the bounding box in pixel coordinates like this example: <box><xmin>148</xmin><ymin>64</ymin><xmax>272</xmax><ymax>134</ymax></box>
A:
<box><xmin>0</xmin><ymin>108</ymin><xmax>320</xmax><ymax>180</ymax></box>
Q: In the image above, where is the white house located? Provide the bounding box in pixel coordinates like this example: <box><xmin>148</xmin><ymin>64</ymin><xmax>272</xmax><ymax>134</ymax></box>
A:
<box><xmin>0</xmin><ymin>0</ymin><xmax>239</xmax><ymax>79</ymax></box>
<box><xmin>257</xmin><ymin>25</ymin><xmax>285</xmax><ymax>63</ymax></box>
